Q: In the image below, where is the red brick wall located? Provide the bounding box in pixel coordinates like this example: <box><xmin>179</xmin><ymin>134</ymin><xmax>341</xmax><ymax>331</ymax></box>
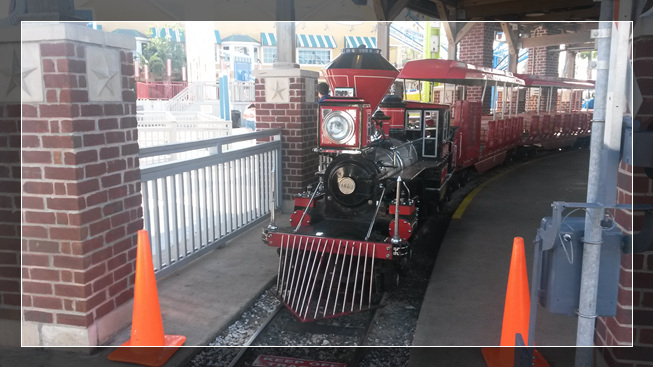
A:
<box><xmin>556</xmin><ymin>90</ymin><xmax>583</xmax><ymax>112</ymax></box>
<box><xmin>458</xmin><ymin>22</ymin><xmax>498</xmax><ymax>114</ymax></box>
<box><xmin>254</xmin><ymin>77</ymin><xmax>319</xmax><ymax>201</ymax></box>
<box><xmin>21</xmin><ymin>41</ymin><xmax>142</xmax><ymax>332</ymax></box>
<box><xmin>526</xmin><ymin>26</ymin><xmax>561</xmax><ymax>112</ymax></box>
<box><xmin>596</xmin><ymin>33</ymin><xmax>653</xmax><ymax>364</ymax></box>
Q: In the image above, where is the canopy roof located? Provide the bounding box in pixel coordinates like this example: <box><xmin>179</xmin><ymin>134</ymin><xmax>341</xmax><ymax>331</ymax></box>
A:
<box><xmin>514</xmin><ymin>74</ymin><xmax>595</xmax><ymax>89</ymax></box>
<box><xmin>398</xmin><ymin>59</ymin><xmax>524</xmax><ymax>86</ymax></box>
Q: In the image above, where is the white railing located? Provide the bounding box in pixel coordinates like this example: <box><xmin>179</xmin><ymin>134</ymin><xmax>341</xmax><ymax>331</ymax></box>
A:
<box><xmin>166</xmin><ymin>82</ymin><xmax>220</xmax><ymax>113</ymax></box>
<box><xmin>139</xmin><ymin>129</ymin><xmax>283</xmax><ymax>277</ymax></box>
<box><xmin>229</xmin><ymin>81</ymin><xmax>255</xmax><ymax>102</ymax></box>
<box><xmin>137</xmin><ymin>111</ymin><xmax>231</xmax><ymax>165</ymax></box>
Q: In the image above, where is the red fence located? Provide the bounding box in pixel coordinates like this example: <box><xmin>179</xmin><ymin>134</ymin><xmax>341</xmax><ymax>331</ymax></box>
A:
<box><xmin>136</xmin><ymin>81</ymin><xmax>188</xmax><ymax>100</ymax></box>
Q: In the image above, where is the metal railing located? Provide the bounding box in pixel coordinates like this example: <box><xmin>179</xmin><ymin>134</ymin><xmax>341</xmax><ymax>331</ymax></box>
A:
<box><xmin>139</xmin><ymin>129</ymin><xmax>283</xmax><ymax>277</ymax></box>
<box><xmin>136</xmin><ymin>81</ymin><xmax>188</xmax><ymax>100</ymax></box>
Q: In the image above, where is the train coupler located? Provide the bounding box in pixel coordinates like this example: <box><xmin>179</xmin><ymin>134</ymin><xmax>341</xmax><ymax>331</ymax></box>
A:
<box><xmin>392</xmin><ymin>241</ymin><xmax>410</xmax><ymax>257</ymax></box>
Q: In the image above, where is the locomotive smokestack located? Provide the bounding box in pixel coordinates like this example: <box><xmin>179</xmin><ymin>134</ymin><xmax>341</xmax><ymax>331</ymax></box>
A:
<box><xmin>322</xmin><ymin>46</ymin><xmax>399</xmax><ymax>112</ymax></box>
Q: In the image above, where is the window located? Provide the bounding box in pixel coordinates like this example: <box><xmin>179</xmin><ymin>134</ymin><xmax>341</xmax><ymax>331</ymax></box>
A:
<box><xmin>297</xmin><ymin>49</ymin><xmax>331</xmax><ymax>65</ymax></box>
<box><xmin>406</xmin><ymin>110</ymin><xmax>421</xmax><ymax>131</ymax></box>
<box><xmin>262</xmin><ymin>47</ymin><xmax>277</xmax><ymax>64</ymax></box>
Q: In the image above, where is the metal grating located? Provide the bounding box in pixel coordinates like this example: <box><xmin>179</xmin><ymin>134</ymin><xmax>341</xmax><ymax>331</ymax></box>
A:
<box><xmin>276</xmin><ymin>235</ymin><xmax>378</xmax><ymax>322</ymax></box>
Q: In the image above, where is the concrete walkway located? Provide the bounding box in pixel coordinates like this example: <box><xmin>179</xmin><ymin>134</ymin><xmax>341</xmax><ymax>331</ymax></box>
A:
<box><xmin>408</xmin><ymin>149</ymin><xmax>591</xmax><ymax>365</ymax></box>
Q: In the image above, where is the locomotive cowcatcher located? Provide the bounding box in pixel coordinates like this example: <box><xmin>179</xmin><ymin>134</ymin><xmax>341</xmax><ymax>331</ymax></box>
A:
<box><xmin>262</xmin><ymin>47</ymin><xmax>454</xmax><ymax>322</ymax></box>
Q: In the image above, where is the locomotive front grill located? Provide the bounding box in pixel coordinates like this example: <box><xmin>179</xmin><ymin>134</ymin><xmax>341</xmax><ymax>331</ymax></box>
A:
<box><xmin>271</xmin><ymin>234</ymin><xmax>391</xmax><ymax>322</ymax></box>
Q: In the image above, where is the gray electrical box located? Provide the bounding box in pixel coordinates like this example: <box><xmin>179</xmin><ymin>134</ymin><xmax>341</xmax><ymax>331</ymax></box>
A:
<box><xmin>536</xmin><ymin>217</ymin><xmax>622</xmax><ymax>317</ymax></box>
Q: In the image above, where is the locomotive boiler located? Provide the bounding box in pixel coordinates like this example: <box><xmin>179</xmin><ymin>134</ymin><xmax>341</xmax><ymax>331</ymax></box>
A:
<box><xmin>263</xmin><ymin>47</ymin><xmax>453</xmax><ymax>322</ymax></box>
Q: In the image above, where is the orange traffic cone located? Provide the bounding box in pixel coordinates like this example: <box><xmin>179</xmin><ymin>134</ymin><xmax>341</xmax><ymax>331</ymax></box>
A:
<box><xmin>482</xmin><ymin>237</ymin><xmax>549</xmax><ymax>367</ymax></box>
<box><xmin>108</xmin><ymin>230</ymin><xmax>186</xmax><ymax>367</ymax></box>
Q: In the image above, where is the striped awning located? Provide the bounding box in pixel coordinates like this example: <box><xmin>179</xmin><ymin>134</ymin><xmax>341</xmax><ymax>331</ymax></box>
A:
<box><xmin>296</xmin><ymin>34</ymin><xmax>337</xmax><ymax>48</ymax></box>
<box><xmin>345</xmin><ymin>36</ymin><xmax>376</xmax><ymax>49</ymax></box>
<box><xmin>214</xmin><ymin>30</ymin><xmax>222</xmax><ymax>44</ymax></box>
<box><xmin>86</xmin><ymin>22</ymin><xmax>102</xmax><ymax>30</ymax></box>
<box><xmin>149</xmin><ymin>27</ymin><xmax>185</xmax><ymax>43</ymax></box>
<box><xmin>261</xmin><ymin>32</ymin><xmax>277</xmax><ymax>46</ymax></box>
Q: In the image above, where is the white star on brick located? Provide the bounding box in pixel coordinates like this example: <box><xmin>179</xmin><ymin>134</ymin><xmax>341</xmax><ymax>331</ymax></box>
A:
<box><xmin>271</xmin><ymin>80</ymin><xmax>286</xmax><ymax>101</ymax></box>
<box><xmin>265</xmin><ymin>77</ymin><xmax>290</xmax><ymax>103</ymax></box>
<box><xmin>92</xmin><ymin>57</ymin><xmax>119</xmax><ymax>96</ymax></box>
<box><xmin>86</xmin><ymin>46</ymin><xmax>121</xmax><ymax>102</ymax></box>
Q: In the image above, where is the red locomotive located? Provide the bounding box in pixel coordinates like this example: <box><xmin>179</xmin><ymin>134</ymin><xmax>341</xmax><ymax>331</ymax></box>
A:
<box><xmin>262</xmin><ymin>47</ymin><xmax>594</xmax><ymax>322</ymax></box>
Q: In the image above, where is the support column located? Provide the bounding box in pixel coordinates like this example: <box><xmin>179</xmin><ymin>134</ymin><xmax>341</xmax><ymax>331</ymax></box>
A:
<box><xmin>254</xmin><ymin>68</ymin><xmax>319</xmax><ymax>212</ymax></box>
<box><xmin>21</xmin><ymin>23</ymin><xmax>142</xmax><ymax>347</ymax></box>
<box><xmin>526</xmin><ymin>25</ymin><xmax>561</xmax><ymax>112</ymax></box>
<box><xmin>596</xmin><ymin>18</ymin><xmax>651</xmax><ymax>358</ymax></box>
<box><xmin>274</xmin><ymin>22</ymin><xmax>298</xmax><ymax>69</ymax></box>
<box><xmin>458</xmin><ymin>22</ymin><xmax>498</xmax><ymax>114</ymax></box>
<box><xmin>377</xmin><ymin>22</ymin><xmax>390</xmax><ymax>60</ymax></box>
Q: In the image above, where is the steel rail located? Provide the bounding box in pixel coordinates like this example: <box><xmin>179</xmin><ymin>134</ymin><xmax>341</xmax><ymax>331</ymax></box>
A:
<box><xmin>227</xmin><ymin>303</ymin><xmax>284</xmax><ymax>367</ymax></box>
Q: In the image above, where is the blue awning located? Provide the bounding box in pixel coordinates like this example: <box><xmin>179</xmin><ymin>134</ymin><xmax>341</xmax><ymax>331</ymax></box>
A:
<box><xmin>345</xmin><ymin>36</ymin><xmax>376</xmax><ymax>49</ymax></box>
<box><xmin>149</xmin><ymin>27</ymin><xmax>185</xmax><ymax>43</ymax></box>
<box><xmin>214</xmin><ymin>30</ymin><xmax>222</xmax><ymax>44</ymax></box>
<box><xmin>296</xmin><ymin>34</ymin><xmax>337</xmax><ymax>48</ymax></box>
<box><xmin>261</xmin><ymin>32</ymin><xmax>276</xmax><ymax>46</ymax></box>
<box><xmin>86</xmin><ymin>22</ymin><xmax>102</xmax><ymax>30</ymax></box>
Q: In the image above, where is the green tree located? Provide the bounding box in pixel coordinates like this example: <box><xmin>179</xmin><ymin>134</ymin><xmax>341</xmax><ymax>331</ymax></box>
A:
<box><xmin>579</xmin><ymin>50</ymin><xmax>598</xmax><ymax>80</ymax></box>
<box><xmin>139</xmin><ymin>27</ymin><xmax>186</xmax><ymax>81</ymax></box>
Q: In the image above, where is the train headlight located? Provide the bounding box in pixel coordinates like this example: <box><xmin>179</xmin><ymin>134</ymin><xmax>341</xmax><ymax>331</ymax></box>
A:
<box><xmin>323</xmin><ymin>111</ymin><xmax>355</xmax><ymax>143</ymax></box>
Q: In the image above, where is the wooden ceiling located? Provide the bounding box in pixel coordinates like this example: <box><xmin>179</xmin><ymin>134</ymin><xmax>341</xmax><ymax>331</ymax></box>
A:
<box><xmin>371</xmin><ymin>0</ymin><xmax>602</xmax><ymax>21</ymax></box>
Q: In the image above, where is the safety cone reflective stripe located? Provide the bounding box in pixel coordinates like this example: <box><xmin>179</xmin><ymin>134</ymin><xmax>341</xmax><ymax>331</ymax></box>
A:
<box><xmin>481</xmin><ymin>237</ymin><xmax>549</xmax><ymax>367</ymax></box>
<box><xmin>108</xmin><ymin>230</ymin><xmax>186</xmax><ymax>367</ymax></box>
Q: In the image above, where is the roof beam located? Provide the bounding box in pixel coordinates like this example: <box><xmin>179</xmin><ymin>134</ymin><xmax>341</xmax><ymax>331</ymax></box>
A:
<box><xmin>517</xmin><ymin>6</ymin><xmax>601</xmax><ymax>21</ymax></box>
<box><xmin>276</xmin><ymin>0</ymin><xmax>295</xmax><ymax>21</ymax></box>
<box><xmin>387</xmin><ymin>0</ymin><xmax>410</xmax><ymax>20</ymax></box>
<box><xmin>372</xmin><ymin>0</ymin><xmax>387</xmax><ymax>21</ymax></box>
<box><xmin>462</xmin><ymin>0</ymin><xmax>515</xmax><ymax>6</ymax></box>
<box><xmin>520</xmin><ymin>29</ymin><xmax>592</xmax><ymax>48</ymax></box>
<box><xmin>464</xmin><ymin>0</ymin><xmax>596</xmax><ymax>18</ymax></box>
<box><xmin>500</xmin><ymin>22</ymin><xmax>518</xmax><ymax>72</ymax></box>
<box><xmin>432</xmin><ymin>0</ymin><xmax>458</xmax><ymax>59</ymax></box>
<box><xmin>454</xmin><ymin>19</ymin><xmax>482</xmax><ymax>43</ymax></box>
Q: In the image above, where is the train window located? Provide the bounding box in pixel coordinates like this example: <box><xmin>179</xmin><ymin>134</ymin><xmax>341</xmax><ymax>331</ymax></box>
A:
<box><xmin>424</xmin><ymin>110</ymin><xmax>438</xmax><ymax>127</ymax></box>
<box><xmin>406</xmin><ymin>110</ymin><xmax>421</xmax><ymax>130</ymax></box>
<box><xmin>424</xmin><ymin>110</ymin><xmax>438</xmax><ymax>137</ymax></box>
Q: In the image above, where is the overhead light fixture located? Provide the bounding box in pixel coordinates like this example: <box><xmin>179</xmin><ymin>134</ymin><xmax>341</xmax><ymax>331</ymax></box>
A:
<box><xmin>525</xmin><ymin>12</ymin><xmax>546</xmax><ymax>17</ymax></box>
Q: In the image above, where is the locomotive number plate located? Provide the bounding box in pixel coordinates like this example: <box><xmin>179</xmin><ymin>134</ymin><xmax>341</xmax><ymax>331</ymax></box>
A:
<box><xmin>338</xmin><ymin>177</ymin><xmax>356</xmax><ymax>195</ymax></box>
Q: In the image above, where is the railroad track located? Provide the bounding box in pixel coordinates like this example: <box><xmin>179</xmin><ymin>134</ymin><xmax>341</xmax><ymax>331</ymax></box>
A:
<box><xmin>227</xmin><ymin>294</ymin><xmax>387</xmax><ymax>366</ymax></box>
<box><xmin>227</xmin><ymin>303</ymin><xmax>283</xmax><ymax>367</ymax></box>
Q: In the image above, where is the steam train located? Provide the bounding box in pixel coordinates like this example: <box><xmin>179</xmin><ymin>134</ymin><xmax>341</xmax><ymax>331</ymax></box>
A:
<box><xmin>262</xmin><ymin>47</ymin><xmax>594</xmax><ymax>322</ymax></box>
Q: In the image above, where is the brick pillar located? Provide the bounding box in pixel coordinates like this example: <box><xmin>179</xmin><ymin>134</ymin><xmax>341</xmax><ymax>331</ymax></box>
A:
<box><xmin>526</xmin><ymin>25</ymin><xmax>561</xmax><ymax>112</ymax></box>
<box><xmin>458</xmin><ymin>22</ymin><xmax>499</xmax><ymax>114</ymax></box>
<box><xmin>596</xmin><ymin>34</ymin><xmax>653</xmax><ymax>362</ymax></box>
<box><xmin>21</xmin><ymin>23</ymin><xmax>142</xmax><ymax>347</ymax></box>
<box><xmin>0</xmin><ymin>26</ymin><xmax>21</xmax><ymax>347</ymax></box>
<box><xmin>254</xmin><ymin>69</ymin><xmax>319</xmax><ymax>211</ymax></box>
